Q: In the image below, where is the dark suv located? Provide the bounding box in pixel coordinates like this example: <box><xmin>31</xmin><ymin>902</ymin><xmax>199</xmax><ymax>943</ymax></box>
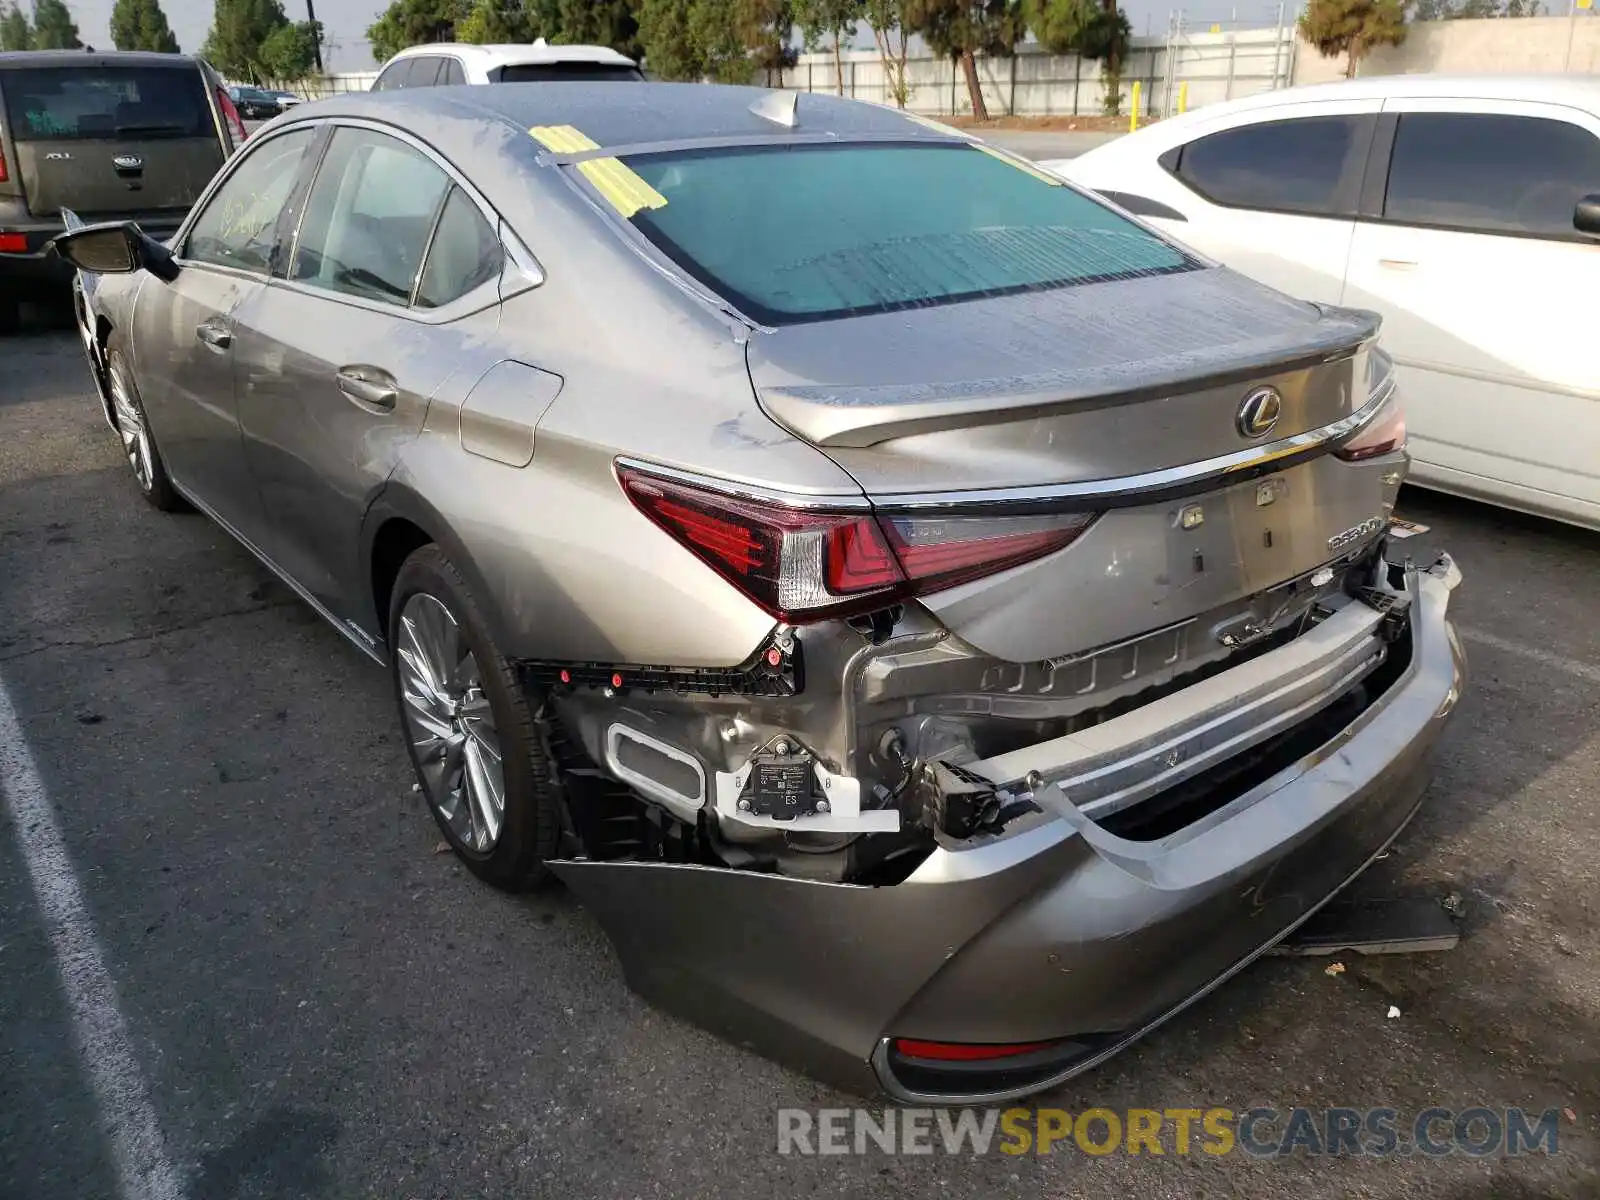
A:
<box><xmin>0</xmin><ymin>49</ymin><xmax>245</xmax><ymax>330</ymax></box>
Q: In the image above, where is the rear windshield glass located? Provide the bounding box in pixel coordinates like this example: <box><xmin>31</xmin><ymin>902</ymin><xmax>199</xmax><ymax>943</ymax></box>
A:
<box><xmin>497</xmin><ymin>63</ymin><xmax>643</xmax><ymax>82</ymax></box>
<box><xmin>4</xmin><ymin>67</ymin><xmax>208</xmax><ymax>141</ymax></box>
<box><xmin>613</xmin><ymin>143</ymin><xmax>1194</xmax><ymax>324</ymax></box>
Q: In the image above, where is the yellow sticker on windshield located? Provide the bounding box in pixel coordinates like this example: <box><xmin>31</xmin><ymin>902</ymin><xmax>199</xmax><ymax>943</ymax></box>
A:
<box><xmin>975</xmin><ymin>143</ymin><xmax>1064</xmax><ymax>186</ymax></box>
<box><xmin>529</xmin><ymin>124</ymin><xmax>668</xmax><ymax>218</ymax></box>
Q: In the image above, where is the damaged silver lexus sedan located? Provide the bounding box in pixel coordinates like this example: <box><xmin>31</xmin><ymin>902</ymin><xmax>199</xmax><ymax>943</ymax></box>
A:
<box><xmin>57</xmin><ymin>83</ymin><xmax>1464</xmax><ymax>1102</ymax></box>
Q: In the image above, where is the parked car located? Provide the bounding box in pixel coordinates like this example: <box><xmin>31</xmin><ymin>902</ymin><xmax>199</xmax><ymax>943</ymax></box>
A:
<box><xmin>55</xmin><ymin>83</ymin><xmax>1463</xmax><ymax>1103</ymax></box>
<box><xmin>225</xmin><ymin>84</ymin><xmax>282</xmax><ymax>120</ymax></box>
<box><xmin>371</xmin><ymin>39</ymin><xmax>643</xmax><ymax>89</ymax></box>
<box><xmin>1047</xmin><ymin>75</ymin><xmax>1600</xmax><ymax>531</ymax></box>
<box><xmin>0</xmin><ymin>49</ymin><xmax>245</xmax><ymax>331</ymax></box>
<box><xmin>265</xmin><ymin>88</ymin><xmax>302</xmax><ymax>110</ymax></box>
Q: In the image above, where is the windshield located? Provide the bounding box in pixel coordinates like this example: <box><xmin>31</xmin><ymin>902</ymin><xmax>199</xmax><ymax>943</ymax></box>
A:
<box><xmin>613</xmin><ymin>142</ymin><xmax>1195</xmax><ymax>324</ymax></box>
<box><xmin>496</xmin><ymin>63</ymin><xmax>642</xmax><ymax>82</ymax></box>
<box><xmin>5</xmin><ymin>66</ymin><xmax>210</xmax><ymax>141</ymax></box>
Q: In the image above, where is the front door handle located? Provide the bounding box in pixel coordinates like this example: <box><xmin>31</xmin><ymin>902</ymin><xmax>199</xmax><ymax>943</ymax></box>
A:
<box><xmin>195</xmin><ymin>322</ymin><xmax>231</xmax><ymax>350</ymax></box>
<box><xmin>336</xmin><ymin>369</ymin><xmax>398</xmax><ymax>411</ymax></box>
<box><xmin>1378</xmin><ymin>258</ymin><xmax>1419</xmax><ymax>271</ymax></box>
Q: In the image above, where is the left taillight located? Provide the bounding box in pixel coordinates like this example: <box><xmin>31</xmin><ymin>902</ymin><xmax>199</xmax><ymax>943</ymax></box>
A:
<box><xmin>216</xmin><ymin>87</ymin><xmax>248</xmax><ymax>146</ymax></box>
<box><xmin>618</xmin><ymin>464</ymin><xmax>1095</xmax><ymax>624</ymax></box>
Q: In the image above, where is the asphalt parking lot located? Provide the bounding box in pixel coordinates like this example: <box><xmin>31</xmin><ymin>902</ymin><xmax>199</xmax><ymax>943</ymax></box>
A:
<box><xmin>2</xmin><ymin>291</ymin><xmax>1598</xmax><ymax>1200</ymax></box>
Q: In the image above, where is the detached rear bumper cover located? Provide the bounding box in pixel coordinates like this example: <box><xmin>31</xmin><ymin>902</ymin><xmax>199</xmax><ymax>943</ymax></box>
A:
<box><xmin>552</xmin><ymin>555</ymin><xmax>1464</xmax><ymax>1102</ymax></box>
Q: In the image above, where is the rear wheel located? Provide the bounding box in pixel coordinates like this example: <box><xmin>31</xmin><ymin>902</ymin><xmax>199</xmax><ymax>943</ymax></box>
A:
<box><xmin>389</xmin><ymin>544</ymin><xmax>560</xmax><ymax>890</ymax></box>
<box><xmin>106</xmin><ymin>345</ymin><xmax>185</xmax><ymax>512</ymax></box>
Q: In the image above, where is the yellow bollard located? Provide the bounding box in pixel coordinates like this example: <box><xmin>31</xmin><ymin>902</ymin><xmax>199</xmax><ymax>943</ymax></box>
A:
<box><xmin>1179</xmin><ymin>81</ymin><xmax>1189</xmax><ymax>114</ymax></box>
<box><xmin>1130</xmin><ymin>81</ymin><xmax>1141</xmax><ymax>133</ymax></box>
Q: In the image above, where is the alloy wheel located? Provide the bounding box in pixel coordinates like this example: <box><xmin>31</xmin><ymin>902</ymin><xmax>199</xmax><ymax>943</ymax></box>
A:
<box><xmin>397</xmin><ymin>592</ymin><xmax>505</xmax><ymax>852</ymax></box>
<box><xmin>109</xmin><ymin>367</ymin><xmax>155</xmax><ymax>494</ymax></box>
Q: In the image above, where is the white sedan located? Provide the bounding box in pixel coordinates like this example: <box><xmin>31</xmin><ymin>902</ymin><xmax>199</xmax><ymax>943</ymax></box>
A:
<box><xmin>1046</xmin><ymin>75</ymin><xmax>1600</xmax><ymax>531</ymax></box>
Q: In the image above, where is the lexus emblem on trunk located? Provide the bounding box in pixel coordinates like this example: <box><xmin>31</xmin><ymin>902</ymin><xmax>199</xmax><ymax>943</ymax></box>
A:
<box><xmin>113</xmin><ymin>154</ymin><xmax>144</xmax><ymax>170</ymax></box>
<box><xmin>1237</xmin><ymin>387</ymin><xmax>1283</xmax><ymax>439</ymax></box>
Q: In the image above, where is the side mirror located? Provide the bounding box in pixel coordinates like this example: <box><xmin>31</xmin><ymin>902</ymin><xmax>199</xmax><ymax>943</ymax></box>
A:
<box><xmin>51</xmin><ymin>221</ymin><xmax>179</xmax><ymax>282</ymax></box>
<box><xmin>1576</xmin><ymin>194</ymin><xmax>1600</xmax><ymax>238</ymax></box>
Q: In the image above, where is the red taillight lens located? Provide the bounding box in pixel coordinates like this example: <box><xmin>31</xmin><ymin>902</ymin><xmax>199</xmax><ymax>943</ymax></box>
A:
<box><xmin>1336</xmin><ymin>394</ymin><xmax>1407</xmax><ymax>462</ymax></box>
<box><xmin>0</xmin><ymin>232</ymin><xmax>25</xmax><ymax>253</ymax></box>
<box><xmin>618</xmin><ymin>464</ymin><xmax>1095</xmax><ymax>624</ymax></box>
<box><xmin>892</xmin><ymin>1038</ymin><xmax>1062</xmax><ymax>1062</ymax></box>
<box><xmin>0</xmin><ymin>141</ymin><xmax>8</xmax><ymax>183</ymax></box>
<box><xmin>216</xmin><ymin>88</ymin><xmax>248</xmax><ymax>145</ymax></box>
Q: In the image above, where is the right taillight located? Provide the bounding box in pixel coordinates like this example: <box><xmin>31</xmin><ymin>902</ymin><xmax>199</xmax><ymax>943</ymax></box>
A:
<box><xmin>0</xmin><ymin>138</ymin><xmax>8</xmax><ymax>183</ymax></box>
<box><xmin>216</xmin><ymin>87</ymin><xmax>248</xmax><ymax>146</ymax></box>
<box><xmin>618</xmin><ymin>464</ymin><xmax>1095</xmax><ymax>624</ymax></box>
<box><xmin>1335</xmin><ymin>393</ymin><xmax>1407</xmax><ymax>462</ymax></box>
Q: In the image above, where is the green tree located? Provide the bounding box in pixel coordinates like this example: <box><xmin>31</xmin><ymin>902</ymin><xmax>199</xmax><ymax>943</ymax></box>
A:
<box><xmin>0</xmin><ymin>1</ymin><xmax>32</xmax><ymax>50</ymax></box>
<box><xmin>366</xmin><ymin>0</ymin><xmax>471</xmax><ymax>62</ymax></box>
<box><xmin>556</xmin><ymin>0</ymin><xmax>642</xmax><ymax>58</ymax></box>
<box><xmin>905</xmin><ymin>0</ymin><xmax>1022</xmax><ymax>121</ymax></box>
<box><xmin>794</xmin><ymin>0</ymin><xmax>858</xmax><ymax>94</ymax></box>
<box><xmin>31</xmin><ymin>0</ymin><xmax>82</xmax><ymax>48</ymax></box>
<box><xmin>743</xmin><ymin>0</ymin><xmax>796</xmax><ymax>84</ymax></box>
<box><xmin>455</xmin><ymin>0</ymin><xmax>535</xmax><ymax>42</ymax></box>
<box><xmin>1299</xmin><ymin>0</ymin><xmax>1407</xmax><ymax>78</ymax></box>
<box><xmin>638</xmin><ymin>0</ymin><xmax>762</xmax><ymax>81</ymax></box>
<box><xmin>1410</xmin><ymin>0</ymin><xmax>1539</xmax><ymax>15</ymax></box>
<box><xmin>259</xmin><ymin>19</ymin><xmax>320</xmax><ymax>77</ymax></box>
<box><xmin>203</xmin><ymin>0</ymin><xmax>294</xmax><ymax>80</ymax></box>
<box><xmin>865</xmin><ymin>0</ymin><xmax>911</xmax><ymax>105</ymax></box>
<box><xmin>110</xmin><ymin>0</ymin><xmax>180</xmax><ymax>51</ymax></box>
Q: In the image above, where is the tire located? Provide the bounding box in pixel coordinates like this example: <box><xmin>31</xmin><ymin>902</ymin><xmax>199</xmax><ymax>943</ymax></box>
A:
<box><xmin>105</xmin><ymin>342</ymin><xmax>186</xmax><ymax>512</ymax></box>
<box><xmin>389</xmin><ymin>544</ymin><xmax>560</xmax><ymax>891</ymax></box>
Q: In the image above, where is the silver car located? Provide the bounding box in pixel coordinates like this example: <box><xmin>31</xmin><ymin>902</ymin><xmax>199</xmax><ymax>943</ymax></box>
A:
<box><xmin>56</xmin><ymin>83</ymin><xmax>1465</xmax><ymax>1103</ymax></box>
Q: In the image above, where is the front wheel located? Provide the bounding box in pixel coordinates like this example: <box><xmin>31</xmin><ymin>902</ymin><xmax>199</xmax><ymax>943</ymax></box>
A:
<box><xmin>389</xmin><ymin>544</ymin><xmax>561</xmax><ymax>891</ymax></box>
<box><xmin>106</xmin><ymin>345</ymin><xmax>185</xmax><ymax>512</ymax></box>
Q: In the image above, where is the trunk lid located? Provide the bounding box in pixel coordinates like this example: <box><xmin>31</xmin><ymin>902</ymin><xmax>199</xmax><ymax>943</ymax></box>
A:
<box><xmin>2</xmin><ymin>61</ymin><xmax>223</xmax><ymax>219</ymax></box>
<box><xmin>747</xmin><ymin>268</ymin><xmax>1396</xmax><ymax>663</ymax></box>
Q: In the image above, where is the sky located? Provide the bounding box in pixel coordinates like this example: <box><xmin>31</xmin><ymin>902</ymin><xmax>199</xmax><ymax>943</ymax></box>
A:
<box><xmin>49</xmin><ymin>0</ymin><xmax>1302</xmax><ymax>75</ymax></box>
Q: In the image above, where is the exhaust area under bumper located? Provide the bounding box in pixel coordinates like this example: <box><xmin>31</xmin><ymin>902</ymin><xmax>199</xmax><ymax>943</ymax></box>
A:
<box><xmin>551</xmin><ymin>555</ymin><xmax>1465</xmax><ymax>1102</ymax></box>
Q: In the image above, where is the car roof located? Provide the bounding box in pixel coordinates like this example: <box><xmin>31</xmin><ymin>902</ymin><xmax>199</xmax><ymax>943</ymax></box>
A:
<box><xmin>1152</xmin><ymin>73</ymin><xmax>1600</xmax><ymax>133</ymax></box>
<box><xmin>0</xmin><ymin>49</ymin><xmax>200</xmax><ymax>69</ymax></box>
<box><xmin>387</xmin><ymin>39</ymin><xmax>636</xmax><ymax>69</ymax></box>
<box><xmin>283</xmin><ymin>82</ymin><xmax>937</xmax><ymax>151</ymax></box>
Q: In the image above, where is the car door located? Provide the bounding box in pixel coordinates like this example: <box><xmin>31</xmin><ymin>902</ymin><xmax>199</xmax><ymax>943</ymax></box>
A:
<box><xmin>1109</xmin><ymin>100</ymin><xmax>1381</xmax><ymax>305</ymax></box>
<box><xmin>1342</xmin><ymin>101</ymin><xmax>1600</xmax><ymax>524</ymax></box>
<box><xmin>230</xmin><ymin>122</ymin><xmax>507</xmax><ymax>625</ymax></box>
<box><xmin>131</xmin><ymin>125</ymin><xmax>317</xmax><ymax>539</ymax></box>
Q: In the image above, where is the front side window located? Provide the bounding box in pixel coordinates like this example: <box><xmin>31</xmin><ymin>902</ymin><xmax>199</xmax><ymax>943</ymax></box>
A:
<box><xmin>3</xmin><ymin>66</ymin><xmax>209</xmax><ymax>141</ymax></box>
<box><xmin>1383</xmin><ymin>112</ymin><xmax>1600</xmax><ymax>239</ymax></box>
<box><xmin>404</xmin><ymin>57</ymin><xmax>443</xmax><ymax>88</ymax></box>
<box><xmin>441</xmin><ymin>58</ymin><xmax>466</xmax><ymax>86</ymax></box>
<box><xmin>291</xmin><ymin>127</ymin><xmax>451</xmax><ymax>305</ymax></box>
<box><xmin>1173</xmin><ymin>115</ymin><xmax>1370</xmax><ymax>217</ymax></box>
<box><xmin>415</xmin><ymin>188</ymin><xmax>503</xmax><ymax>308</ymax></box>
<box><xmin>496</xmin><ymin>62</ymin><xmax>643</xmax><ymax>82</ymax></box>
<box><xmin>613</xmin><ymin>143</ymin><xmax>1193</xmax><ymax>325</ymax></box>
<box><xmin>183</xmin><ymin>128</ymin><xmax>315</xmax><ymax>272</ymax></box>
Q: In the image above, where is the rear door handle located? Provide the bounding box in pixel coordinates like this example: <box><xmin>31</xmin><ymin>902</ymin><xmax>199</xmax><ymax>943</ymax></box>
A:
<box><xmin>1378</xmin><ymin>258</ymin><xmax>1419</xmax><ymax>270</ymax></box>
<box><xmin>195</xmin><ymin>322</ymin><xmax>231</xmax><ymax>350</ymax></box>
<box><xmin>336</xmin><ymin>369</ymin><xmax>398</xmax><ymax>411</ymax></box>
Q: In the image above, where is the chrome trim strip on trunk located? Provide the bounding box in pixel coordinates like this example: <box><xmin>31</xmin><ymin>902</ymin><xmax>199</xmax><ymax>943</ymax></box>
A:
<box><xmin>875</xmin><ymin>380</ymin><xmax>1397</xmax><ymax>515</ymax></box>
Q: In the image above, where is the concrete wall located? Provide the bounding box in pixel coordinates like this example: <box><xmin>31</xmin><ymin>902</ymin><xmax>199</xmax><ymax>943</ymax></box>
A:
<box><xmin>1292</xmin><ymin>16</ymin><xmax>1600</xmax><ymax>84</ymax></box>
<box><xmin>788</xmin><ymin>29</ymin><xmax>1298</xmax><ymax>119</ymax></box>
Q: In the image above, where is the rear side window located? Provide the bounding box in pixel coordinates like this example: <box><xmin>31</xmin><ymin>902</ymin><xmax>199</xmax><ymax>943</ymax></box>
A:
<box><xmin>615</xmin><ymin>143</ymin><xmax>1193</xmax><ymax>325</ymax></box>
<box><xmin>2</xmin><ymin>67</ymin><xmax>209</xmax><ymax>141</ymax></box>
<box><xmin>440</xmin><ymin>58</ymin><xmax>466</xmax><ymax>86</ymax></box>
<box><xmin>496</xmin><ymin>63</ymin><xmax>643</xmax><ymax>82</ymax></box>
<box><xmin>415</xmin><ymin>188</ymin><xmax>503</xmax><ymax>308</ymax></box>
<box><xmin>291</xmin><ymin>127</ymin><xmax>451</xmax><ymax>305</ymax></box>
<box><xmin>405</xmin><ymin>57</ymin><xmax>443</xmax><ymax>87</ymax></box>
<box><xmin>1383</xmin><ymin>112</ymin><xmax>1600</xmax><ymax>239</ymax></box>
<box><xmin>184</xmin><ymin>129</ymin><xmax>315</xmax><ymax>272</ymax></box>
<box><xmin>1173</xmin><ymin>115</ymin><xmax>1370</xmax><ymax>217</ymax></box>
